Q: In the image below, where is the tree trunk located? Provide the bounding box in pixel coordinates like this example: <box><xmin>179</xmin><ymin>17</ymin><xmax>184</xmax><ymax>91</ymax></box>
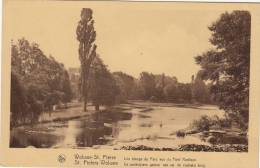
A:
<box><xmin>82</xmin><ymin>65</ymin><xmax>88</xmax><ymax>112</ymax></box>
<box><xmin>83</xmin><ymin>65</ymin><xmax>91</xmax><ymax>112</ymax></box>
<box><xmin>95</xmin><ymin>104</ymin><xmax>99</xmax><ymax>111</ymax></box>
<box><xmin>84</xmin><ymin>95</ymin><xmax>87</xmax><ymax>112</ymax></box>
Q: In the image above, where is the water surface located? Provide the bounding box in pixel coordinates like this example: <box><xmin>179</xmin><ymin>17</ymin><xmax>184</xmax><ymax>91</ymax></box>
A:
<box><xmin>10</xmin><ymin>103</ymin><xmax>225</xmax><ymax>149</ymax></box>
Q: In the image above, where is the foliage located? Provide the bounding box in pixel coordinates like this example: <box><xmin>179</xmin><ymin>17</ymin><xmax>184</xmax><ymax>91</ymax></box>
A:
<box><xmin>10</xmin><ymin>72</ymin><xmax>27</xmax><ymax>127</ymax></box>
<box><xmin>195</xmin><ymin>11</ymin><xmax>250</xmax><ymax>128</ymax></box>
<box><xmin>139</xmin><ymin>72</ymin><xmax>157</xmax><ymax>100</ymax></box>
<box><xmin>113</xmin><ymin>71</ymin><xmax>135</xmax><ymax>102</ymax></box>
<box><xmin>191</xmin><ymin>76</ymin><xmax>211</xmax><ymax>103</ymax></box>
<box><xmin>88</xmin><ymin>56</ymin><xmax>120</xmax><ymax>110</ymax></box>
<box><xmin>178</xmin><ymin>83</ymin><xmax>193</xmax><ymax>103</ymax></box>
<box><xmin>163</xmin><ymin>83</ymin><xmax>179</xmax><ymax>101</ymax></box>
<box><xmin>190</xmin><ymin>115</ymin><xmax>232</xmax><ymax>132</ymax></box>
<box><xmin>11</xmin><ymin>38</ymin><xmax>72</xmax><ymax>127</ymax></box>
<box><xmin>176</xmin><ymin>130</ymin><xmax>186</xmax><ymax>137</ymax></box>
<box><xmin>127</xmin><ymin>72</ymin><xmax>211</xmax><ymax>103</ymax></box>
<box><xmin>76</xmin><ymin>8</ymin><xmax>97</xmax><ymax>111</ymax></box>
<box><xmin>191</xmin><ymin>115</ymin><xmax>212</xmax><ymax>131</ymax></box>
<box><xmin>67</xmin><ymin>68</ymin><xmax>81</xmax><ymax>99</ymax></box>
<box><xmin>61</xmin><ymin>70</ymin><xmax>73</xmax><ymax>105</ymax></box>
<box><xmin>91</xmin><ymin>69</ymin><xmax>211</xmax><ymax>104</ymax></box>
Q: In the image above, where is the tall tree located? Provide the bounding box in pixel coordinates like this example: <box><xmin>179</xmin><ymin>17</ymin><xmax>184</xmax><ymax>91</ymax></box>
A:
<box><xmin>195</xmin><ymin>11</ymin><xmax>250</xmax><ymax>128</ymax></box>
<box><xmin>76</xmin><ymin>8</ymin><xmax>97</xmax><ymax>112</ymax></box>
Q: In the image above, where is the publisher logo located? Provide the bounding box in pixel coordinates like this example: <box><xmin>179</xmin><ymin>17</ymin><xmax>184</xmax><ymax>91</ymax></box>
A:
<box><xmin>58</xmin><ymin>154</ymin><xmax>66</xmax><ymax>163</ymax></box>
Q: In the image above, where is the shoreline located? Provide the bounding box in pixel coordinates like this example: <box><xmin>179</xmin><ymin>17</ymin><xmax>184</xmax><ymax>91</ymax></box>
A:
<box><xmin>117</xmin><ymin>144</ymin><xmax>248</xmax><ymax>152</ymax></box>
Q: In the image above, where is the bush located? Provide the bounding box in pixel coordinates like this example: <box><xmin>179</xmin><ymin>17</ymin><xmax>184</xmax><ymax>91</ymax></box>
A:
<box><xmin>190</xmin><ymin>115</ymin><xmax>231</xmax><ymax>132</ymax></box>
<box><xmin>176</xmin><ymin>130</ymin><xmax>186</xmax><ymax>137</ymax></box>
<box><xmin>191</xmin><ymin>115</ymin><xmax>212</xmax><ymax>131</ymax></box>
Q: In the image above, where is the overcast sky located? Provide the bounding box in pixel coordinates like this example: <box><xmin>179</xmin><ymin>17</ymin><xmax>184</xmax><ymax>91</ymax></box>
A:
<box><xmin>7</xmin><ymin>1</ymin><xmax>225</xmax><ymax>83</ymax></box>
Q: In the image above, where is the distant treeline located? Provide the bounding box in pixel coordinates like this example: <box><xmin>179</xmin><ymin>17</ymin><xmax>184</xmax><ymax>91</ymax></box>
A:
<box><xmin>112</xmin><ymin>71</ymin><xmax>212</xmax><ymax>104</ymax></box>
<box><xmin>11</xmin><ymin>38</ymin><xmax>73</xmax><ymax>127</ymax></box>
<box><xmin>71</xmin><ymin>59</ymin><xmax>213</xmax><ymax>109</ymax></box>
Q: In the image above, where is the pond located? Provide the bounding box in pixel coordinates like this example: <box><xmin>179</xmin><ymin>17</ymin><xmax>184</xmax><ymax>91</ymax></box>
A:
<box><xmin>10</xmin><ymin>103</ymin><xmax>225</xmax><ymax>149</ymax></box>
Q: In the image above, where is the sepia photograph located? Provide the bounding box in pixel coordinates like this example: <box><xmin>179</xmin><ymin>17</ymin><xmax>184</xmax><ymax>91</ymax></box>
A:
<box><xmin>8</xmin><ymin>2</ymin><xmax>250</xmax><ymax>153</ymax></box>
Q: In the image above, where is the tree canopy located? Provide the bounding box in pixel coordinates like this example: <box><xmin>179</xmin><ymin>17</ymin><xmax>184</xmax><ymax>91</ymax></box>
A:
<box><xmin>88</xmin><ymin>56</ymin><xmax>120</xmax><ymax>110</ymax></box>
<box><xmin>11</xmin><ymin>38</ymin><xmax>72</xmax><ymax>127</ymax></box>
<box><xmin>195</xmin><ymin>11</ymin><xmax>250</xmax><ymax>128</ymax></box>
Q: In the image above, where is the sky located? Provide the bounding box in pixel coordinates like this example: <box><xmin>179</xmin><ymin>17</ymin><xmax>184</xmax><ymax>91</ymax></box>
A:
<box><xmin>6</xmin><ymin>1</ymin><xmax>226</xmax><ymax>83</ymax></box>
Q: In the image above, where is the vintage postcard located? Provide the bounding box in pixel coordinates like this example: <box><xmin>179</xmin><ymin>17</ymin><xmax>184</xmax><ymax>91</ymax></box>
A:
<box><xmin>0</xmin><ymin>0</ymin><xmax>259</xmax><ymax>167</ymax></box>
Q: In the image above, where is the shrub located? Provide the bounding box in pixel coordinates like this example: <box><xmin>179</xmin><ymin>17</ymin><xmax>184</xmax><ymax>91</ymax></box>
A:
<box><xmin>190</xmin><ymin>115</ymin><xmax>232</xmax><ymax>132</ymax></box>
<box><xmin>191</xmin><ymin>115</ymin><xmax>212</xmax><ymax>131</ymax></box>
<box><xmin>176</xmin><ymin>130</ymin><xmax>186</xmax><ymax>137</ymax></box>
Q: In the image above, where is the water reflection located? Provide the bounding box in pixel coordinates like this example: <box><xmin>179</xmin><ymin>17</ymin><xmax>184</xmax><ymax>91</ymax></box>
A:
<box><xmin>10</xmin><ymin>105</ymin><xmax>227</xmax><ymax>149</ymax></box>
<box><xmin>10</xmin><ymin>129</ymin><xmax>62</xmax><ymax>148</ymax></box>
<box><xmin>10</xmin><ymin>110</ymin><xmax>133</xmax><ymax>148</ymax></box>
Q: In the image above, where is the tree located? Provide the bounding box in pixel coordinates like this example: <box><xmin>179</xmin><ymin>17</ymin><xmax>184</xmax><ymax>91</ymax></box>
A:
<box><xmin>61</xmin><ymin>70</ymin><xmax>73</xmax><ymax>107</ymax></box>
<box><xmin>139</xmin><ymin>72</ymin><xmax>156</xmax><ymax>100</ymax></box>
<box><xmin>191</xmin><ymin>76</ymin><xmax>210</xmax><ymax>103</ymax></box>
<box><xmin>68</xmin><ymin>68</ymin><xmax>81</xmax><ymax>100</ymax></box>
<box><xmin>113</xmin><ymin>72</ymin><xmax>135</xmax><ymax>102</ymax></box>
<box><xmin>178</xmin><ymin>83</ymin><xmax>192</xmax><ymax>103</ymax></box>
<box><xmin>130</xmin><ymin>79</ymin><xmax>145</xmax><ymax>100</ymax></box>
<box><xmin>88</xmin><ymin>56</ymin><xmax>119</xmax><ymax>111</ymax></box>
<box><xmin>153</xmin><ymin>74</ymin><xmax>166</xmax><ymax>101</ymax></box>
<box><xmin>163</xmin><ymin>83</ymin><xmax>179</xmax><ymax>102</ymax></box>
<box><xmin>10</xmin><ymin>72</ymin><xmax>27</xmax><ymax>127</ymax></box>
<box><xmin>11</xmin><ymin>38</ymin><xmax>72</xmax><ymax>126</ymax></box>
<box><xmin>195</xmin><ymin>11</ymin><xmax>250</xmax><ymax>128</ymax></box>
<box><xmin>76</xmin><ymin>8</ymin><xmax>97</xmax><ymax>112</ymax></box>
<box><xmin>42</xmin><ymin>56</ymin><xmax>72</xmax><ymax>111</ymax></box>
<box><xmin>11</xmin><ymin>39</ymin><xmax>48</xmax><ymax>125</ymax></box>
